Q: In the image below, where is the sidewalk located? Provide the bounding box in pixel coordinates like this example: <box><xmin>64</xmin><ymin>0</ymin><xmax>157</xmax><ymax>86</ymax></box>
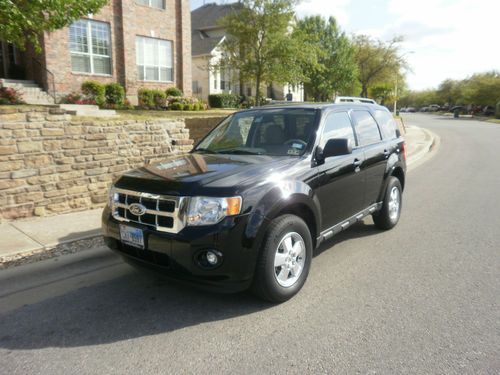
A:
<box><xmin>0</xmin><ymin>125</ymin><xmax>437</xmax><ymax>267</ymax></box>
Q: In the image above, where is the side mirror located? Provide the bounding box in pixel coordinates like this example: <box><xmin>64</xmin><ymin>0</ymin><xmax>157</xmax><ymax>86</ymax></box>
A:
<box><xmin>320</xmin><ymin>138</ymin><xmax>353</xmax><ymax>159</ymax></box>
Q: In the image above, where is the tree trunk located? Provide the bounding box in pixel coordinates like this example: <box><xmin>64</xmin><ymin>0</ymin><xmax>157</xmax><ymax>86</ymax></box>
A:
<box><xmin>255</xmin><ymin>74</ymin><xmax>261</xmax><ymax>107</ymax></box>
<box><xmin>360</xmin><ymin>85</ymin><xmax>368</xmax><ymax>98</ymax></box>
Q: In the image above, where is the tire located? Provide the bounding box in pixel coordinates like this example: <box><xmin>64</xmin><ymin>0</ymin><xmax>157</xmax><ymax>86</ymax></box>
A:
<box><xmin>252</xmin><ymin>214</ymin><xmax>313</xmax><ymax>303</ymax></box>
<box><xmin>373</xmin><ymin>176</ymin><xmax>403</xmax><ymax>230</ymax></box>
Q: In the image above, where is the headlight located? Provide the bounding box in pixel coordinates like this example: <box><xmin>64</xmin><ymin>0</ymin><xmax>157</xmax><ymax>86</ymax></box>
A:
<box><xmin>187</xmin><ymin>196</ymin><xmax>242</xmax><ymax>226</ymax></box>
<box><xmin>108</xmin><ymin>187</ymin><xmax>118</xmax><ymax>207</ymax></box>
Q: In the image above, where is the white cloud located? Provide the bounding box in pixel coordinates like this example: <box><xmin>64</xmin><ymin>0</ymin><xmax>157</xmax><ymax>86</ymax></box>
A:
<box><xmin>295</xmin><ymin>0</ymin><xmax>352</xmax><ymax>27</ymax></box>
<box><xmin>383</xmin><ymin>0</ymin><xmax>500</xmax><ymax>89</ymax></box>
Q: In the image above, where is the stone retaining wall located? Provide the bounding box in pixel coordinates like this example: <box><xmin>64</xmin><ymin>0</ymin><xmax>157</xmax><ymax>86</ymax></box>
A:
<box><xmin>184</xmin><ymin>117</ymin><xmax>225</xmax><ymax>144</ymax></box>
<box><xmin>0</xmin><ymin>107</ymin><xmax>193</xmax><ymax>221</ymax></box>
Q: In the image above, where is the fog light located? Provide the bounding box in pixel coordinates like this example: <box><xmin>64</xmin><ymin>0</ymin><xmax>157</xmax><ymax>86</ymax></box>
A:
<box><xmin>206</xmin><ymin>251</ymin><xmax>218</xmax><ymax>265</ymax></box>
<box><xmin>196</xmin><ymin>249</ymin><xmax>223</xmax><ymax>269</ymax></box>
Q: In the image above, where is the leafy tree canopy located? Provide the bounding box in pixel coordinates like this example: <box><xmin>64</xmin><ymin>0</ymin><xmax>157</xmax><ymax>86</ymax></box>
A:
<box><xmin>295</xmin><ymin>15</ymin><xmax>357</xmax><ymax>101</ymax></box>
<box><xmin>219</xmin><ymin>0</ymin><xmax>305</xmax><ymax>105</ymax></box>
<box><xmin>0</xmin><ymin>0</ymin><xmax>108</xmax><ymax>51</ymax></box>
<box><xmin>353</xmin><ymin>35</ymin><xmax>408</xmax><ymax>97</ymax></box>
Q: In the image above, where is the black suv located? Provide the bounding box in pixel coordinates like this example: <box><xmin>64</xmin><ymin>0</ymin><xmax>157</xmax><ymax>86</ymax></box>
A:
<box><xmin>102</xmin><ymin>104</ymin><xmax>406</xmax><ymax>302</ymax></box>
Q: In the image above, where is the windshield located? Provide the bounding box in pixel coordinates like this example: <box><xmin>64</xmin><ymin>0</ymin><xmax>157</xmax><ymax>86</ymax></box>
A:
<box><xmin>194</xmin><ymin>108</ymin><xmax>318</xmax><ymax>156</ymax></box>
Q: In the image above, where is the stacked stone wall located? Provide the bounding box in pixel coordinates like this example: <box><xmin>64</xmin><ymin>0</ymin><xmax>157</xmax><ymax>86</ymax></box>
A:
<box><xmin>0</xmin><ymin>107</ymin><xmax>193</xmax><ymax>221</ymax></box>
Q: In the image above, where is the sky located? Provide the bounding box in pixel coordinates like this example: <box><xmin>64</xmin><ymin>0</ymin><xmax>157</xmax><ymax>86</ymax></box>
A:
<box><xmin>190</xmin><ymin>0</ymin><xmax>500</xmax><ymax>91</ymax></box>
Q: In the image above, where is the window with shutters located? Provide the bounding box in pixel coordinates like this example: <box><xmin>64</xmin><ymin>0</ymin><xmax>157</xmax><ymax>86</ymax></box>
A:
<box><xmin>136</xmin><ymin>36</ymin><xmax>173</xmax><ymax>82</ymax></box>
<box><xmin>69</xmin><ymin>20</ymin><xmax>112</xmax><ymax>75</ymax></box>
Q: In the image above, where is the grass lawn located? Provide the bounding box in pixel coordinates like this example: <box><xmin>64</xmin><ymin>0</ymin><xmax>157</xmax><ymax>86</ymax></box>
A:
<box><xmin>114</xmin><ymin>109</ymin><xmax>236</xmax><ymax>120</ymax></box>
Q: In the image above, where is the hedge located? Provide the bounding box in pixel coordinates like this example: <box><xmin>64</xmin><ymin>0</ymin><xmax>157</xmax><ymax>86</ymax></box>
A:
<box><xmin>208</xmin><ymin>93</ymin><xmax>240</xmax><ymax>108</ymax></box>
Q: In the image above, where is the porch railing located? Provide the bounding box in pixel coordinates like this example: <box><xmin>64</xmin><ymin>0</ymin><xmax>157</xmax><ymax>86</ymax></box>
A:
<box><xmin>32</xmin><ymin>58</ymin><xmax>56</xmax><ymax>103</ymax></box>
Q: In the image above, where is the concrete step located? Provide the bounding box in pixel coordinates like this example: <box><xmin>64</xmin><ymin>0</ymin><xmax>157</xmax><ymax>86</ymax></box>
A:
<box><xmin>0</xmin><ymin>79</ymin><xmax>36</xmax><ymax>85</ymax></box>
<box><xmin>2</xmin><ymin>82</ymin><xmax>41</xmax><ymax>89</ymax></box>
<box><xmin>56</xmin><ymin>104</ymin><xmax>116</xmax><ymax>117</ymax></box>
<box><xmin>59</xmin><ymin>104</ymin><xmax>100</xmax><ymax>111</ymax></box>
<box><xmin>75</xmin><ymin>109</ymin><xmax>117</xmax><ymax>117</ymax></box>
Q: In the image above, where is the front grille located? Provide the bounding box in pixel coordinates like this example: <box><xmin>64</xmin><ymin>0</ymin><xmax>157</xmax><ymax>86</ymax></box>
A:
<box><xmin>111</xmin><ymin>188</ymin><xmax>187</xmax><ymax>233</ymax></box>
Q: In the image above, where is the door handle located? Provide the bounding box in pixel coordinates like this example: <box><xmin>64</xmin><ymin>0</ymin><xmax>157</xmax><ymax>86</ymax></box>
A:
<box><xmin>353</xmin><ymin>158</ymin><xmax>362</xmax><ymax>167</ymax></box>
<box><xmin>383</xmin><ymin>149</ymin><xmax>390</xmax><ymax>156</ymax></box>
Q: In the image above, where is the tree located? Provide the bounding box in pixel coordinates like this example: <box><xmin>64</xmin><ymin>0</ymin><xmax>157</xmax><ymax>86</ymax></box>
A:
<box><xmin>0</xmin><ymin>0</ymin><xmax>108</xmax><ymax>51</ymax></box>
<box><xmin>295</xmin><ymin>16</ymin><xmax>357</xmax><ymax>101</ymax></box>
<box><xmin>219</xmin><ymin>0</ymin><xmax>304</xmax><ymax>105</ymax></box>
<box><xmin>461</xmin><ymin>71</ymin><xmax>500</xmax><ymax>106</ymax></box>
<box><xmin>353</xmin><ymin>35</ymin><xmax>407</xmax><ymax>98</ymax></box>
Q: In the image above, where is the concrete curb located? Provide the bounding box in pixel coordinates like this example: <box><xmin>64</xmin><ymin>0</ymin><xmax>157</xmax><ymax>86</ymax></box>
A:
<box><xmin>406</xmin><ymin>126</ymin><xmax>440</xmax><ymax>172</ymax></box>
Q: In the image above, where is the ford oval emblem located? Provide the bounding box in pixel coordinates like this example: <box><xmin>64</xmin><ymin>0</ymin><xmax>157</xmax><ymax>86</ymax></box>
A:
<box><xmin>129</xmin><ymin>203</ymin><xmax>147</xmax><ymax>216</ymax></box>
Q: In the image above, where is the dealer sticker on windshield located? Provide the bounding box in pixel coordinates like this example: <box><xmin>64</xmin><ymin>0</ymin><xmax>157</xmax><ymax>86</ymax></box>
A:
<box><xmin>292</xmin><ymin>143</ymin><xmax>304</xmax><ymax>149</ymax></box>
<box><xmin>287</xmin><ymin>148</ymin><xmax>301</xmax><ymax>156</ymax></box>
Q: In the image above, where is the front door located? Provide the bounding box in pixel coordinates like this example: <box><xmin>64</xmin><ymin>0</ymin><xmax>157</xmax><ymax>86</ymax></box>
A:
<box><xmin>315</xmin><ymin>111</ymin><xmax>366</xmax><ymax>231</ymax></box>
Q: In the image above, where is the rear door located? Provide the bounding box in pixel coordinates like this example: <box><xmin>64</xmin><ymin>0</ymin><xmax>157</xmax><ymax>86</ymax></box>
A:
<box><xmin>351</xmin><ymin>110</ymin><xmax>387</xmax><ymax>206</ymax></box>
<box><xmin>316</xmin><ymin>111</ymin><xmax>365</xmax><ymax>230</ymax></box>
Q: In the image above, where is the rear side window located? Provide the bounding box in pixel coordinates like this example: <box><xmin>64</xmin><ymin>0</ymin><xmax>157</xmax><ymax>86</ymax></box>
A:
<box><xmin>374</xmin><ymin>110</ymin><xmax>398</xmax><ymax>140</ymax></box>
<box><xmin>320</xmin><ymin>112</ymin><xmax>356</xmax><ymax>148</ymax></box>
<box><xmin>351</xmin><ymin>110</ymin><xmax>381</xmax><ymax>146</ymax></box>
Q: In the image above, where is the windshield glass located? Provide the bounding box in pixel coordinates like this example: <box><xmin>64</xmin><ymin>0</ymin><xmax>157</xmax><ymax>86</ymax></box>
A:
<box><xmin>195</xmin><ymin>108</ymin><xmax>318</xmax><ymax>156</ymax></box>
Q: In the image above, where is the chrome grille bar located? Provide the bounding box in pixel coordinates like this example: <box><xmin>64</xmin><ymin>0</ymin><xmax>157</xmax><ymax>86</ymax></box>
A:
<box><xmin>110</xmin><ymin>188</ymin><xmax>187</xmax><ymax>233</ymax></box>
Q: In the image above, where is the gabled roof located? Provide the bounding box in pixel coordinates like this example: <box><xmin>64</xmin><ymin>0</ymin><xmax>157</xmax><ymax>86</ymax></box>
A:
<box><xmin>191</xmin><ymin>2</ymin><xmax>242</xmax><ymax>31</ymax></box>
<box><xmin>191</xmin><ymin>34</ymin><xmax>225</xmax><ymax>57</ymax></box>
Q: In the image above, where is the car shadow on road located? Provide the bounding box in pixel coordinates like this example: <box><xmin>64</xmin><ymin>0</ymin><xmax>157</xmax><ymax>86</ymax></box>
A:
<box><xmin>0</xmin><ymin>221</ymin><xmax>381</xmax><ymax>351</ymax></box>
<box><xmin>0</xmin><ymin>265</ymin><xmax>272</xmax><ymax>350</ymax></box>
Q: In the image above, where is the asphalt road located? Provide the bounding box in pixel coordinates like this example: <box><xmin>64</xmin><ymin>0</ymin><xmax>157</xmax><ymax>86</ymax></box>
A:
<box><xmin>1</xmin><ymin>114</ymin><xmax>499</xmax><ymax>374</ymax></box>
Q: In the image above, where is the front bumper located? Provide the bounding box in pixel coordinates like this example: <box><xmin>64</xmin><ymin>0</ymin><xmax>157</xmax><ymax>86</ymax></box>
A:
<box><xmin>101</xmin><ymin>206</ymin><xmax>259</xmax><ymax>293</ymax></box>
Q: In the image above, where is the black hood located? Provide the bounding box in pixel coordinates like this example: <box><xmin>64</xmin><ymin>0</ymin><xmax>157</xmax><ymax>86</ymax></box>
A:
<box><xmin>115</xmin><ymin>152</ymin><xmax>301</xmax><ymax>196</ymax></box>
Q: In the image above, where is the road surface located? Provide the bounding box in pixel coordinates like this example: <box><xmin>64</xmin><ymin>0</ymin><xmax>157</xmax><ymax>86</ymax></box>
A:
<box><xmin>1</xmin><ymin>113</ymin><xmax>499</xmax><ymax>374</ymax></box>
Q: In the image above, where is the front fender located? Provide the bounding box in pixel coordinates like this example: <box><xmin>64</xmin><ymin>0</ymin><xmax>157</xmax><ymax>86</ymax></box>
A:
<box><xmin>243</xmin><ymin>179</ymin><xmax>321</xmax><ymax>252</ymax></box>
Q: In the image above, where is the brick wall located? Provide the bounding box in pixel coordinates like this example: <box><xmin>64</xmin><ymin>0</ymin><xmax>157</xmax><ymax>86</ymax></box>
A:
<box><xmin>29</xmin><ymin>0</ymin><xmax>192</xmax><ymax>101</ymax></box>
<box><xmin>0</xmin><ymin>107</ymin><xmax>193</xmax><ymax>221</ymax></box>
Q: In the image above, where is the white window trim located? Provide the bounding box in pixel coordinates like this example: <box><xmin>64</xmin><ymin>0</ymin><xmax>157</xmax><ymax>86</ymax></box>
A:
<box><xmin>136</xmin><ymin>36</ymin><xmax>174</xmax><ymax>83</ymax></box>
<box><xmin>70</xmin><ymin>20</ymin><xmax>112</xmax><ymax>76</ymax></box>
<box><xmin>136</xmin><ymin>0</ymin><xmax>165</xmax><ymax>10</ymax></box>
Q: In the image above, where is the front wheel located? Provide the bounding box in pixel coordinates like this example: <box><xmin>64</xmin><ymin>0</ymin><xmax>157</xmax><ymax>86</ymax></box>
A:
<box><xmin>252</xmin><ymin>214</ymin><xmax>313</xmax><ymax>303</ymax></box>
<box><xmin>373</xmin><ymin>176</ymin><xmax>402</xmax><ymax>230</ymax></box>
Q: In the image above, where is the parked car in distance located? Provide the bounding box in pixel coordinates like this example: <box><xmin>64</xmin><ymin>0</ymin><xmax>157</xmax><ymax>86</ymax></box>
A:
<box><xmin>102</xmin><ymin>103</ymin><xmax>407</xmax><ymax>302</ymax></box>
<box><xmin>451</xmin><ymin>105</ymin><xmax>467</xmax><ymax>114</ymax></box>
<box><xmin>428</xmin><ymin>104</ymin><xmax>440</xmax><ymax>112</ymax></box>
<box><xmin>420</xmin><ymin>106</ymin><xmax>429</xmax><ymax>112</ymax></box>
<box><xmin>483</xmin><ymin>106</ymin><xmax>495</xmax><ymax>116</ymax></box>
<box><xmin>334</xmin><ymin>96</ymin><xmax>377</xmax><ymax>104</ymax></box>
<box><xmin>406</xmin><ymin>107</ymin><xmax>416</xmax><ymax>113</ymax></box>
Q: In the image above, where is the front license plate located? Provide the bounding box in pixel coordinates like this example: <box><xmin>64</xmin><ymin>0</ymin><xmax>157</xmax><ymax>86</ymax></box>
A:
<box><xmin>119</xmin><ymin>224</ymin><xmax>145</xmax><ymax>249</ymax></box>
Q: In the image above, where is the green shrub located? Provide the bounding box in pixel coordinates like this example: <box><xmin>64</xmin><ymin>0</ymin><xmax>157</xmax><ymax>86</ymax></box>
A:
<box><xmin>170</xmin><ymin>102</ymin><xmax>183</xmax><ymax>111</ymax></box>
<box><xmin>166</xmin><ymin>87</ymin><xmax>183</xmax><ymax>97</ymax></box>
<box><xmin>138</xmin><ymin>88</ymin><xmax>154</xmax><ymax>108</ymax></box>
<box><xmin>208</xmin><ymin>93</ymin><xmax>240</xmax><ymax>108</ymax></box>
<box><xmin>105</xmin><ymin>83</ymin><xmax>125</xmax><ymax>106</ymax></box>
<box><xmin>81</xmin><ymin>81</ymin><xmax>105</xmax><ymax>106</ymax></box>
<box><xmin>153</xmin><ymin>90</ymin><xmax>167</xmax><ymax>109</ymax></box>
<box><xmin>138</xmin><ymin>88</ymin><xmax>167</xmax><ymax>109</ymax></box>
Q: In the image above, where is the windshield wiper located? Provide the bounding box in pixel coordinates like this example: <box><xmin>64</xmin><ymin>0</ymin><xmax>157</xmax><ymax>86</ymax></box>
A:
<box><xmin>217</xmin><ymin>149</ymin><xmax>263</xmax><ymax>155</ymax></box>
<box><xmin>195</xmin><ymin>148</ymin><xmax>218</xmax><ymax>154</ymax></box>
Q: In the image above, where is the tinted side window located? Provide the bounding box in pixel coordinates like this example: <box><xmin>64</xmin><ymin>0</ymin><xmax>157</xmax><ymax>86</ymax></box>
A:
<box><xmin>351</xmin><ymin>110</ymin><xmax>382</xmax><ymax>146</ymax></box>
<box><xmin>374</xmin><ymin>110</ymin><xmax>397</xmax><ymax>139</ymax></box>
<box><xmin>320</xmin><ymin>112</ymin><xmax>356</xmax><ymax>148</ymax></box>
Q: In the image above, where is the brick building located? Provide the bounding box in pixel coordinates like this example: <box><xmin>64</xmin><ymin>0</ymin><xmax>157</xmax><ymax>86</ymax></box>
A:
<box><xmin>0</xmin><ymin>0</ymin><xmax>192</xmax><ymax>103</ymax></box>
